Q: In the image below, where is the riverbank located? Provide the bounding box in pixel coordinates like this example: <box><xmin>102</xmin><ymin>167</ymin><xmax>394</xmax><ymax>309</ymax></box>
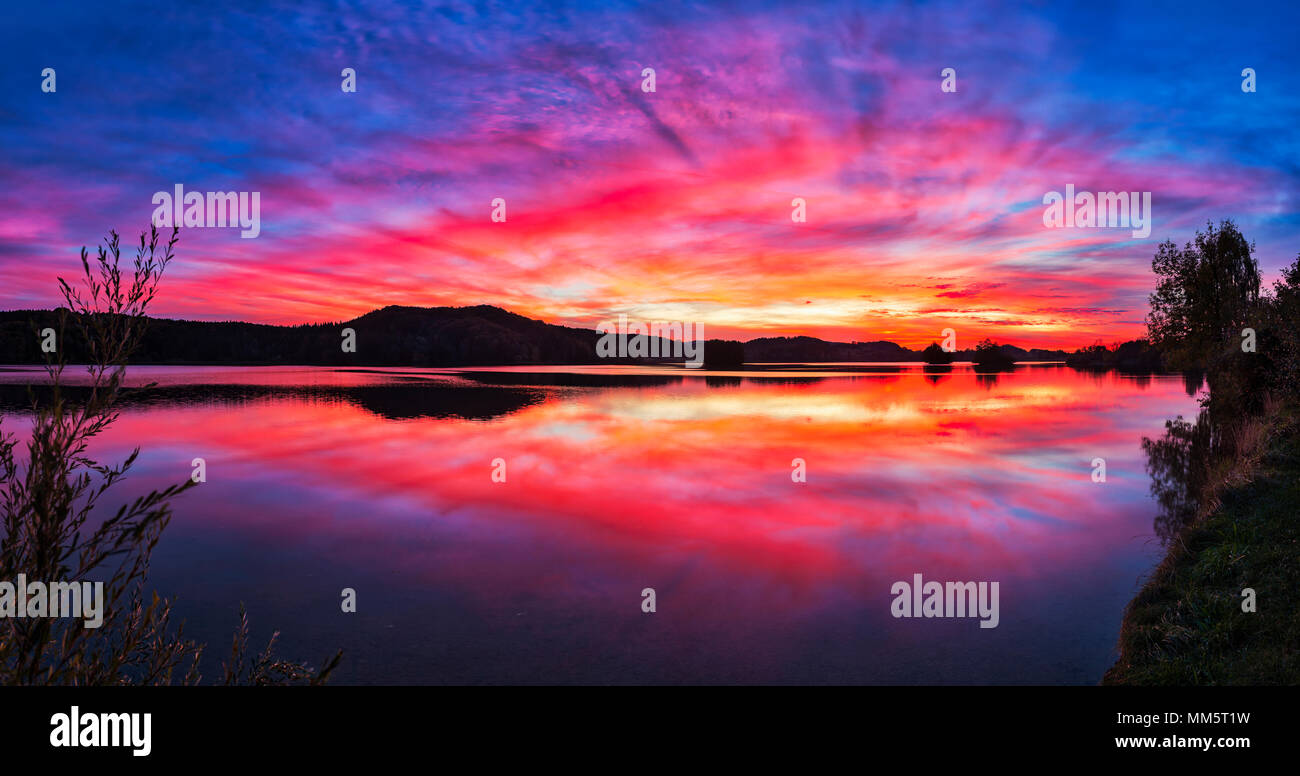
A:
<box><xmin>1104</xmin><ymin>405</ymin><xmax>1300</xmax><ymax>684</ymax></box>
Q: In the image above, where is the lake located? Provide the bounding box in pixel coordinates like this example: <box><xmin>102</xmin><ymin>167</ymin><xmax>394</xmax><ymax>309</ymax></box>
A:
<box><xmin>0</xmin><ymin>363</ymin><xmax>1201</xmax><ymax>684</ymax></box>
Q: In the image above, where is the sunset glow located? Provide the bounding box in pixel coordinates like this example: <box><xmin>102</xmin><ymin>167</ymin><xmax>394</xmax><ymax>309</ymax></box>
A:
<box><xmin>2</xmin><ymin>1</ymin><xmax>1298</xmax><ymax>348</ymax></box>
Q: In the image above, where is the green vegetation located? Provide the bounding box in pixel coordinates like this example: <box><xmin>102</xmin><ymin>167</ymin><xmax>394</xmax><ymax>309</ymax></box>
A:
<box><xmin>1107</xmin><ymin>220</ymin><xmax>1300</xmax><ymax>685</ymax></box>
<box><xmin>1104</xmin><ymin>407</ymin><xmax>1300</xmax><ymax>684</ymax></box>
<box><xmin>1147</xmin><ymin>220</ymin><xmax>1261</xmax><ymax>373</ymax></box>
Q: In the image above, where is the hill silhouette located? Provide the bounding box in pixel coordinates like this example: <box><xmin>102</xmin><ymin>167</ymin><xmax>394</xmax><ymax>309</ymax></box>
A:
<box><xmin>0</xmin><ymin>304</ymin><xmax>1070</xmax><ymax>367</ymax></box>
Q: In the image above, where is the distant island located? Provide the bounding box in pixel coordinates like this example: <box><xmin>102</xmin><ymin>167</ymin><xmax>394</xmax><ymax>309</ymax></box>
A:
<box><xmin>0</xmin><ymin>304</ymin><xmax>1157</xmax><ymax>370</ymax></box>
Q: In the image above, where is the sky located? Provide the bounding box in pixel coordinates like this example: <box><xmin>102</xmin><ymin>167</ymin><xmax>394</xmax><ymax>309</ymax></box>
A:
<box><xmin>1</xmin><ymin>0</ymin><xmax>1298</xmax><ymax>348</ymax></box>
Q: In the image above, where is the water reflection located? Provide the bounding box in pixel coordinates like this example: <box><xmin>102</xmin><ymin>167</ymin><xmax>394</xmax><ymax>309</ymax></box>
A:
<box><xmin>0</xmin><ymin>382</ymin><xmax>546</xmax><ymax>422</ymax></box>
<box><xmin>1141</xmin><ymin>385</ymin><xmax>1243</xmax><ymax>544</ymax></box>
<box><xmin>1143</xmin><ymin>409</ymin><xmax>1215</xmax><ymax>543</ymax></box>
<box><xmin>0</xmin><ymin>364</ymin><xmax>1200</xmax><ymax>683</ymax></box>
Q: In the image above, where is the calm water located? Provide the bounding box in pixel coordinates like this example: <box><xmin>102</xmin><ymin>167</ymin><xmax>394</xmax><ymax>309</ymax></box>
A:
<box><xmin>0</xmin><ymin>363</ymin><xmax>1200</xmax><ymax>684</ymax></box>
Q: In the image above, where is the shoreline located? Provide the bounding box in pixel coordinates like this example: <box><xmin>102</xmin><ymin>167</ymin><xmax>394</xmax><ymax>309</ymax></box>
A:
<box><xmin>1105</xmin><ymin>404</ymin><xmax>1300</xmax><ymax>684</ymax></box>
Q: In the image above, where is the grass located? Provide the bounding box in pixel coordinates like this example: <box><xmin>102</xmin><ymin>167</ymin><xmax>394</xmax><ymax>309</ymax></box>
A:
<box><xmin>1104</xmin><ymin>405</ymin><xmax>1300</xmax><ymax>684</ymax></box>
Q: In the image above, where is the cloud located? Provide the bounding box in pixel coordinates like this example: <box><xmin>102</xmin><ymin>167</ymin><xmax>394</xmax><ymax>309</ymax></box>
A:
<box><xmin>1</xmin><ymin>0</ymin><xmax>1297</xmax><ymax>348</ymax></box>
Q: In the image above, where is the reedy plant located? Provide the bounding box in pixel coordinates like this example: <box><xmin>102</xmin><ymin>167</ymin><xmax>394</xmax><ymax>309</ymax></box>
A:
<box><xmin>0</xmin><ymin>225</ymin><xmax>340</xmax><ymax>685</ymax></box>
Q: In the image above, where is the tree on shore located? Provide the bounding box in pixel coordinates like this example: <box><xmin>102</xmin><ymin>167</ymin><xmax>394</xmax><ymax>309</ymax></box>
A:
<box><xmin>921</xmin><ymin>342</ymin><xmax>953</xmax><ymax>364</ymax></box>
<box><xmin>1266</xmin><ymin>253</ymin><xmax>1300</xmax><ymax>396</ymax></box>
<box><xmin>1138</xmin><ymin>222</ymin><xmax>1300</xmax><ymax>542</ymax></box>
<box><xmin>1146</xmin><ymin>219</ymin><xmax>1300</xmax><ymax>410</ymax></box>
<box><xmin>1146</xmin><ymin>220</ymin><xmax>1260</xmax><ymax>371</ymax></box>
<box><xmin>972</xmin><ymin>338</ymin><xmax>1015</xmax><ymax>371</ymax></box>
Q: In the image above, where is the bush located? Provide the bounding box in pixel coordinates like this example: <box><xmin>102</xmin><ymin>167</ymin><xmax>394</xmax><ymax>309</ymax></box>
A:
<box><xmin>921</xmin><ymin>342</ymin><xmax>953</xmax><ymax>364</ymax></box>
<box><xmin>0</xmin><ymin>226</ymin><xmax>339</xmax><ymax>685</ymax></box>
